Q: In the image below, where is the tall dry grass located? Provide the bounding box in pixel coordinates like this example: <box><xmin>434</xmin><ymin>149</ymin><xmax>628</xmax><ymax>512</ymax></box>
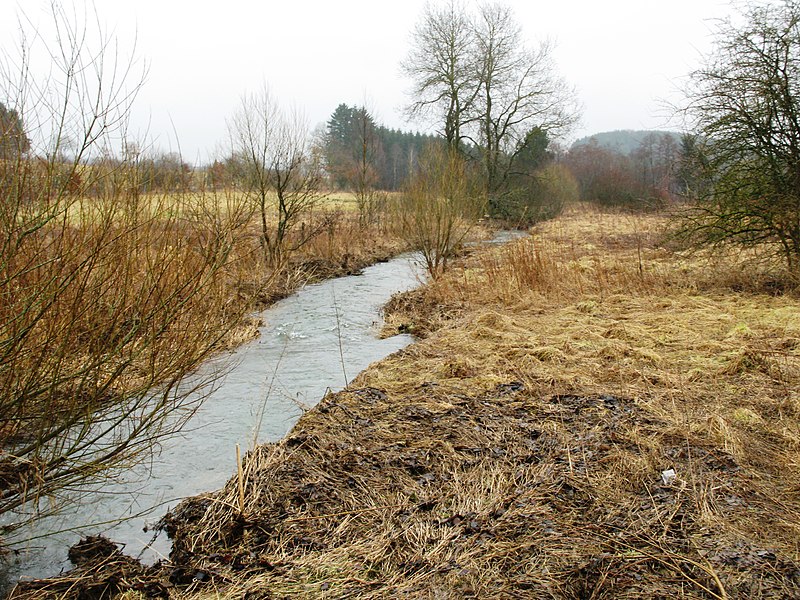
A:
<box><xmin>11</xmin><ymin>207</ymin><xmax>800</xmax><ymax>598</ymax></box>
<box><xmin>384</xmin><ymin>205</ymin><xmax>796</xmax><ymax>334</ymax></box>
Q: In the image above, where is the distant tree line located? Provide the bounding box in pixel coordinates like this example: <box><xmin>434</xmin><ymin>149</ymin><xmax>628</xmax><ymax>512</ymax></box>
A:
<box><xmin>322</xmin><ymin>103</ymin><xmax>439</xmax><ymax>191</ymax></box>
<box><xmin>571</xmin><ymin>130</ymin><xmax>681</xmax><ymax>156</ymax></box>
<box><xmin>84</xmin><ymin>151</ymin><xmax>193</xmax><ymax>196</ymax></box>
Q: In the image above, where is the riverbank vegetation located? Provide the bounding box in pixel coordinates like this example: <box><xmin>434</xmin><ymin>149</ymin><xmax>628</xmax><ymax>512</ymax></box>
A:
<box><xmin>15</xmin><ymin>205</ymin><xmax>798</xmax><ymax>598</ymax></box>
<box><xmin>0</xmin><ymin>119</ymin><xmax>408</xmax><ymax>544</ymax></box>
<box><xmin>0</xmin><ymin>6</ymin><xmax>410</xmax><ymax>547</ymax></box>
<box><xmin>7</xmin><ymin>0</ymin><xmax>800</xmax><ymax>596</ymax></box>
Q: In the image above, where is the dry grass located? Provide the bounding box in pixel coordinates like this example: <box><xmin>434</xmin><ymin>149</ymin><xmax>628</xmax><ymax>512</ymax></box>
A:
<box><xmin>12</xmin><ymin>205</ymin><xmax>800</xmax><ymax>598</ymax></box>
<box><xmin>0</xmin><ymin>168</ymin><xmax>409</xmax><ymax>551</ymax></box>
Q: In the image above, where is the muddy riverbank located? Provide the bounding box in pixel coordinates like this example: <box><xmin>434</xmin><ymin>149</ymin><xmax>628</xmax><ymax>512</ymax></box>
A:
<box><xmin>1</xmin><ymin>226</ymin><xmax>501</xmax><ymax>592</ymax></box>
<box><xmin>10</xmin><ymin>209</ymin><xmax>800</xmax><ymax>598</ymax></box>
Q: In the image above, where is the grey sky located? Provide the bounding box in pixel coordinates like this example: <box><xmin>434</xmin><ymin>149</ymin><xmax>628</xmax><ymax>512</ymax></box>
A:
<box><xmin>1</xmin><ymin>0</ymin><xmax>733</xmax><ymax>162</ymax></box>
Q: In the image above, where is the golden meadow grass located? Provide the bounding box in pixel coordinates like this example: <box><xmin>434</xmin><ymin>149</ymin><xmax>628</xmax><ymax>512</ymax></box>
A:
<box><xmin>15</xmin><ymin>204</ymin><xmax>799</xmax><ymax>598</ymax></box>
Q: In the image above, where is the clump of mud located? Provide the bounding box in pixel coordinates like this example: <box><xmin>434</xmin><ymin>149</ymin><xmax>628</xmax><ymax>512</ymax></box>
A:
<box><xmin>11</xmin><ymin>536</ymin><xmax>169</xmax><ymax>599</ymax></box>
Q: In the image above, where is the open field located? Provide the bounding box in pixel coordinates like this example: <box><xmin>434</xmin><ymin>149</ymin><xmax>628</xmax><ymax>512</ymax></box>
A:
<box><xmin>11</xmin><ymin>205</ymin><xmax>800</xmax><ymax>598</ymax></box>
<box><xmin>58</xmin><ymin>189</ymin><xmax>371</xmax><ymax>223</ymax></box>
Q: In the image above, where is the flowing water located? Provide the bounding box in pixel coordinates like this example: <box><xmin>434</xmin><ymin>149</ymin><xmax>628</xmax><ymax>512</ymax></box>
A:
<box><xmin>1</xmin><ymin>230</ymin><xmax>527</xmax><ymax>590</ymax></box>
<box><xmin>2</xmin><ymin>252</ymin><xmax>424</xmax><ymax>588</ymax></box>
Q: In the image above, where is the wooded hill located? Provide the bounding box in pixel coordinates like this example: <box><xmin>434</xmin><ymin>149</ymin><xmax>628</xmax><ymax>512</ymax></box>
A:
<box><xmin>571</xmin><ymin>130</ymin><xmax>683</xmax><ymax>155</ymax></box>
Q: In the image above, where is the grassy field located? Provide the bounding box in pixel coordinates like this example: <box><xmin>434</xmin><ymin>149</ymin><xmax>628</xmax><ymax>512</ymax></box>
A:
<box><xmin>12</xmin><ymin>205</ymin><xmax>800</xmax><ymax>598</ymax></box>
<box><xmin>58</xmin><ymin>189</ymin><xmax>367</xmax><ymax>221</ymax></box>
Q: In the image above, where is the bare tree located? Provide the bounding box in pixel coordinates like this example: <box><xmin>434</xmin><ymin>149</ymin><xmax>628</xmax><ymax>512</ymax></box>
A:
<box><xmin>394</xmin><ymin>143</ymin><xmax>485</xmax><ymax>278</ymax></box>
<box><xmin>229</xmin><ymin>88</ymin><xmax>323</xmax><ymax>266</ymax></box>
<box><xmin>401</xmin><ymin>0</ymin><xmax>481</xmax><ymax>152</ymax></box>
<box><xmin>403</xmin><ymin>1</ymin><xmax>579</xmax><ymax>211</ymax></box>
<box><xmin>679</xmin><ymin>0</ymin><xmax>800</xmax><ymax>273</ymax></box>
<box><xmin>472</xmin><ymin>3</ymin><xmax>578</xmax><ymax>199</ymax></box>
<box><xmin>351</xmin><ymin>105</ymin><xmax>387</xmax><ymax>227</ymax></box>
<box><xmin>630</xmin><ymin>132</ymin><xmax>679</xmax><ymax>197</ymax></box>
<box><xmin>320</xmin><ymin>103</ymin><xmax>385</xmax><ymax>224</ymax></box>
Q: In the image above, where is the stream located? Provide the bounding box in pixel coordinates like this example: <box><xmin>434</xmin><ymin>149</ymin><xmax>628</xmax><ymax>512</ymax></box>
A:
<box><xmin>1</xmin><ymin>231</ymin><xmax>525</xmax><ymax>591</ymax></box>
<box><xmin>2</xmin><ymin>252</ymin><xmax>424</xmax><ymax>589</ymax></box>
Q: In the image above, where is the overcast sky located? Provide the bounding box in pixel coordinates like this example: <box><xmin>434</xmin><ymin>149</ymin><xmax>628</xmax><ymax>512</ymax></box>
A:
<box><xmin>1</xmin><ymin>0</ymin><xmax>735</xmax><ymax>162</ymax></box>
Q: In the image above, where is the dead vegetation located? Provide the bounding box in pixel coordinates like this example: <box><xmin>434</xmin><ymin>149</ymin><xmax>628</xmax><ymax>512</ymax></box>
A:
<box><xmin>11</xmin><ymin>205</ymin><xmax>800</xmax><ymax>598</ymax></box>
<box><xmin>0</xmin><ymin>182</ymin><xmax>407</xmax><ymax>535</ymax></box>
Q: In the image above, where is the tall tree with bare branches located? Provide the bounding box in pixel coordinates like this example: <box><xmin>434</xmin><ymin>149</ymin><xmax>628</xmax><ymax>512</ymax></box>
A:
<box><xmin>402</xmin><ymin>1</ymin><xmax>579</xmax><ymax>213</ymax></box>
<box><xmin>229</xmin><ymin>88</ymin><xmax>322</xmax><ymax>267</ymax></box>
<box><xmin>472</xmin><ymin>3</ymin><xmax>577</xmax><ymax>199</ymax></box>
<box><xmin>401</xmin><ymin>0</ymin><xmax>481</xmax><ymax>153</ymax></box>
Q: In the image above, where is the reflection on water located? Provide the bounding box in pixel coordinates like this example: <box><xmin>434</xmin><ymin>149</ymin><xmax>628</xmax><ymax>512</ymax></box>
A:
<box><xmin>2</xmin><ymin>252</ymin><xmax>424</xmax><ymax>585</ymax></box>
